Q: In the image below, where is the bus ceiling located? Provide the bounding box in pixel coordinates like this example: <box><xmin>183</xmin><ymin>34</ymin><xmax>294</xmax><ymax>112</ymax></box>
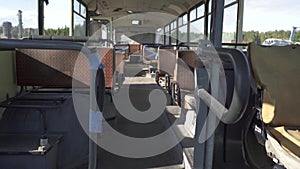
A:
<box><xmin>83</xmin><ymin>0</ymin><xmax>205</xmax><ymax>19</ymax></box>
<box><xmin>37</xmin><ymin>0</ymin><xmax>205</xmax><ymax>35</ymax></box>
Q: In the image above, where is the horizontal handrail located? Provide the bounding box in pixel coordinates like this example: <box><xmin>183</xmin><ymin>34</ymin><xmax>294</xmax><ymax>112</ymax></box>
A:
<box><xmin>23</xmin><ymin>36</ymin><xmax>115</xmax><ymax>45</ymax></box>
<box><xmin>222</xmin><ymin>43</ymin><xmax>248</xmax><ymax>47</ymax></box>
<box><xmin>198</xmin><ymin>89</ymin><xmax>228</xmax><ymax>119</ymax></box>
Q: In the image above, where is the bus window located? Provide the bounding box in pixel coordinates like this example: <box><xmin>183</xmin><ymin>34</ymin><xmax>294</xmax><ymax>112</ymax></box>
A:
<box><xmin>0</xmin><ymin>0</ymin><xmax>38</xmax><ymax>38</ymax></box>
<box><xmin>197</xmin><ymin>5</ymin><xmax>204</xmax><ymax>18</ymax></box>
<box><xmin>44</xmin><ymin>0</ymin><xmax>71</xmax><ymax>36</ymax></box>
<box><xmin>225</xmin><ymin>0</ymin><xmax>237</xmax><ymax>6</ymax></box>
<box><xmin>72</xmin><ymin>0</ymin><xmax>87</xmax><ymax>36</ymax></box>
<box><xmin>74</xmin><ymin>14</ymin><xmax>86</xmax><ymax>36</ymax></box>
<box><xmin>164</xmin><ymin>25</ymin><xmax>170</xmax><ymax>45</ymax></box>
<box><xmin>190</xmin><ymin>4</ymin><xmax>205</xmax><ymax>42</ymax></box>
<box><xmin>178</xmin><ymin>14</ymin><xmax>188</xmax><ymax>43</ymax></box>
<box><xmin>178</xmin><ymin>24</ymin><xmax>188</xmax><ymax>43</ymax></box>
<box><xmin>170</xmin><ymin>20</ymin><xmax>177</xmax><ymax>45</ymax></box>
<box><xmin>190</xmin><ymin>19</ymin><xmax>205</xmax><ymax>42</ymax></box>
<box><xmin>190</xmin><ymin>8</ymin><xmax>197</xmax><ymax>22</ymax></box>
<box><xmin>222</xmin><ymin>3</ymin><xmax>238</xmax><ymax>44</ymax></box>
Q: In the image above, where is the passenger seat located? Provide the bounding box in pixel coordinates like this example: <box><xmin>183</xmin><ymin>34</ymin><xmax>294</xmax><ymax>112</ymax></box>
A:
<box><xmin>173</xmin><ymin>50</ymin><xmax>198</xmax><ymax>110</ymax></box>
<box><xmin>249</xmin><ymin>43</ymin><xmax>300</xmax><ymax>168</ymax></box>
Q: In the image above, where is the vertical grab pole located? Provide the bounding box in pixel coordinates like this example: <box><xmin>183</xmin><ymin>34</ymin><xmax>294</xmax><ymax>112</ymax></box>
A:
<box><xmin>87</xmin><ymin>48</ymin><xmax>103</xmax><ymax>169</ymax></box>
<box><xmin>38</xmin><ymin>0</ymin><xmax>44</xmax><ymax>35</ymax></box>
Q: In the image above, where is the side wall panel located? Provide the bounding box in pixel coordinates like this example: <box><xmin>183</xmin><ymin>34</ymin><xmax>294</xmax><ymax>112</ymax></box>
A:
<box><xmin>0</xmin><ymin>51</ymin><xmax>17</xmax><ymax>102</ymax></box>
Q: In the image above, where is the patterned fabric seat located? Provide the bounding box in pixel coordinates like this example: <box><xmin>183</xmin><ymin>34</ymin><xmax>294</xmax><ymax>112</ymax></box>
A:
<box><xmin>173</xmin><ymin>50</ymin><xmax>199</xmax><ymax>108</ymax></box>
<box><xmin>16</xmin><ymin>47</ymin><xmax>116</xmax><ymax>88</ymax></box>
<box><xmin>157</xmin><ymin>49</ymin><xmax>176</xmax><ymax>76</ymax></box>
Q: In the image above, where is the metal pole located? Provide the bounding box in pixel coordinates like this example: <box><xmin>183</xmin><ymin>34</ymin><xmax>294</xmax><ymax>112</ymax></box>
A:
<box><xmin>87</xmin><ymin>49</ymin><xmax>102</xmax><ymax>169</ymax></box>
<box><xmin>204</xmin><ymin>0</ymin><xmax>209</xmax><ymax>39</ymax></box>
<box><xmin>187</xmin><ymin>12</ymin><xmax>190</xmax><ymax>47</ymax></box>
<box><xmin>38</xmin><ymin>0</ymin><xmax>44</xmax><ymax>35</ymax></box>
<box><xmin>89</xmin><ymin>69</ymin><xmax>98</xmax><ymax>169</ymax></box>
<box><xmin>194</xmin><ymin>68</ymin><xmax>209</xmax><ymax>169</ymax></box>
<box><xmin>237</xmin><ymin>0</ymin><xmax>244</xmax><ymax>44</ymax></box>
<box><xmin>210</xmin><ymin>0</ymin><xmax>225</xmax><ymax>48</ymax></box>
<box><xmin>70</xmin><ymin>0</ymin><xmax>74</xmax><ymax>36</ymax></box>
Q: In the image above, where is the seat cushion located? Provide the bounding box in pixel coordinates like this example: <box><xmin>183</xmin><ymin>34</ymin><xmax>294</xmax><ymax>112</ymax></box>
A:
<box><xmin>269</xmin><ymin>127</ymin><xmax>300</xmax><ymax>157</ymax></box>
<box><xmin>183</xmin><ymin>94</ymin><xmax>196</xmax><ymax>110</ymax></box>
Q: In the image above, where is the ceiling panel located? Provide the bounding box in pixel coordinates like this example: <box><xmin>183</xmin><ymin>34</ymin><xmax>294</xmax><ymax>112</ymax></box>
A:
<box><xmin>84</xmin><ymin>0</ymin><xmax>204</xmax><ymax>17</ymax></box>
<box><xmin>83</xmin><ymin>0</ymin><xmax>204</xmax><ymax>28</ymax></box>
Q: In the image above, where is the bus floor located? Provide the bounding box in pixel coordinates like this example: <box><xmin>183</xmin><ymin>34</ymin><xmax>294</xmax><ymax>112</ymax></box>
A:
<box><xmin>77</xmin><ymin>76</ymin><xmax>185</xmax><ymax>169</ymax></box>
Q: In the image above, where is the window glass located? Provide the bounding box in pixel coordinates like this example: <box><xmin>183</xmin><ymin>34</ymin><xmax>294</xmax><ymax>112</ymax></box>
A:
<box><xmin>171</xmin><ymin>29</ymin><xmax>177</xmax><ymax>45</ymax></box>
<box><xmin>74</xmin><ymin>13</ymin><xmax>86</xmax><ymax>36</ymax></box>
<box><xmin>165</xmin><ymin>33</ymin><xmax>170</xmax><ymax>45</ymax></box>
<box><xmin>178</xmin><ymin>17</ymin><xmax>183</xmax><ymax>27</ymax></box>
<box><xmin>222</xmin><ymin>4</ymin><xmax>238</xmax><ymax>43</ymax></box>
<box><xmin>74</xmin><ymin>0</ymin><xmax>80</xmax><ymax>13</ymax></box>
<box><xmin>173</xmin><ymin>20</ymin><xmax>177</xmax><ymax>30</ymax></box>
<box><xmin>183</xmin><ymin>14</ymin><xmax>188</xmax><ymax>25</ymax></box>
<box><xmin>190</xmin><ymin>8</ymin><xmax>197</xmax><ymax>21</ymax></box>
<box><xmin>190</xmin><ymin>19</ymin><xmax>205</xmax><ymax>42</ymax></box>
<box><xmin>80</xmin><ymin>4</ymin><xmax>86</xmax><ymax>16</ymax></box>
<box><xmin>0</xmin><ymin>0</ymin><xmax>40</xmax><ymax>38</ymax></box>
<box><xmin>178</xmin><ymin>25</ymin><xmax>188</xmax><ymax>43</ymax></box>
<box><xmin>164</xmin><ymin>25</ymin><xmax>170</xmax><ymax>33</ymax></box>
<box><xmin>225</xmin><ymin>0</ymin><xmax>237</xmax><ymax>6</ymax></box>
<box><xmin>160</xmin><ymin>34</ymin><xmax>164</xmax><ymax>44</ymax></box>
<box><xmin>101</xmin><ymin>24</ymin><xmax>108</xmax><ymax>39</ymax></box>
<box><xmin>197</xmin><ymin>5</ymin><xmax>205</xmax><ymax>18</ymax></box>
<box><xmin>44</xmin><ymin>0</ymin><xmax>71</xmax><ymax>35</ymax></box>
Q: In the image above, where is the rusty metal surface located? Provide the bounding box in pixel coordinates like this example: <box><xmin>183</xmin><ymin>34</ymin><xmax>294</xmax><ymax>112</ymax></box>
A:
<box><xmin>174</xmin><ymin>50</ymin><xmax>196</xmax><ymax>91</ymax></box>
<box><xmin>157</xmin><ymin>49</ymin><xmax>176</xmax><ymax>76</ymax></box>
<box><xmin>16</xmin><ymin>48</ymin><xmax>115</xmax><ymax>88</ymax></box>
<box><xmin>114</xmin><ymin>45</ymin><xmax>129</xmax><ymax>59</ymax></box>
<box><xmin>115</xmin><ymin>53</ymin><xmax>124</xmax><ymax>73</ymax></box>
<box><xmin>129</xmin><ymin>44</ymin><xmax>141</xmax><ymax>54</ymax></box>
<box><xmin>97</xmin><ymin>48</ymin><xmax>114</xmax><ymax>88</ymax></box>
<box><xmin>16</xmin><ymin>49</ymin><xmax>84</xmax><ymax>87</ymax></box>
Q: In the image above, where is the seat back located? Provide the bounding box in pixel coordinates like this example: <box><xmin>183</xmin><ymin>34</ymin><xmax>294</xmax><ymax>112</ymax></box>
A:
<box><xmin>143</xmin><ymin>45</ymin><xmax>159</xmax><ymax>61</ymax></box>
<box><xmin>97</xmin><ymin>47</ymin><xmax>115</xmax><ymax>88</ymax></box>
<box><xmin>114</xmin><ymin>44</ymin><xmax>129</xmax><ymax>59</ymax></box>
<box><xmin>174</xmin><ymin>50</ymin><xmax>197</xmax><ymax>91</ymax></box>
<box><xmin>129</xmin><ymin>44</ymin><xmax>141</xmax><ymax>54</ymax></box>
<box><xmin>249</xmin><ymin>44</ymin><xmax>300</xmax><ymax>127</ymax></box>
<box><xmin>16</xmin><ymin>49</ymin><xmax>86</xmax><ymax>87</ymax></box>
<box><xmin>16</xmin><ymin>47</ymin><xmax>115</xmax><ymax>88</ymax></box>
<box><xmin>178</xmin><ymin>50</ymin><xmax>198</xmax><ymax>72</ymax></box>
<box><xmin>157</xmin><ymin>49</ymin><xmax>176</xmax><ymax>76</ymax></box>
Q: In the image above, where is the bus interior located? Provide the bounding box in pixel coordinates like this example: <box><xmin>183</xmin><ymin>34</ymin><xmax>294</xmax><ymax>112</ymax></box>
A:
<box><xmin>0</xmin><ymin>0</ymin><xmax>299</xmax><ymax>169</ymax></box>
